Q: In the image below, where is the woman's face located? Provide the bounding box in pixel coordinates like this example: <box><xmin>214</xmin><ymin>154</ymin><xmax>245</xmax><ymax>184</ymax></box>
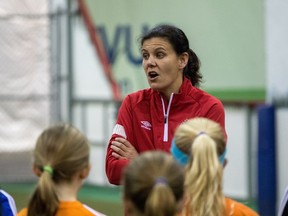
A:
<box><xmin>141</xmin><ymin>37</ymin><xmax>187</xmax><ymax>98</ymax></box>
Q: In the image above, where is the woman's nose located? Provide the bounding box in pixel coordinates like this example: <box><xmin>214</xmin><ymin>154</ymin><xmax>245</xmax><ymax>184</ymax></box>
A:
<box><xmin>146</xmin><ymin>56</ymin><xmax>156</xmax><ymax>67</ymax></box>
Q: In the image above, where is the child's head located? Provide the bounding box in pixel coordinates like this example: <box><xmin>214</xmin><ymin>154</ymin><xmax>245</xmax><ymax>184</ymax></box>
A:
<box><xmin>28</xmin><ymin>123</ymin><xmax>90</xmax><ymax>216</ymax></box>
<box><xmin>171</xmin><ymin>117</ymin><xmax>227</xmax><ymax>216</ymax></box>
<box><xmin>172</xmin><ymin>117</ymin><xmax>226</xmax><ymax>164</ymax></box>
<box><xmin>33</xmin><ymin>123</ymin><xmax>90</xmax><ymax>182</ymax></box>
<box><xmin>122</xmin><ymin>150</ymin><xmax>184</xmax><ymax>216</ymax></box>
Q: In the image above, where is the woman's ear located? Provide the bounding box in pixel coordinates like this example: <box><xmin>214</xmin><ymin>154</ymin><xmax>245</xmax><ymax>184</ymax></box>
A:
<box><xmin>178</xmin><ymin>52</ymin><xmax>189</xmax><ymax>70</ymax></box>
<box><xmin>32</xmin><ymin>164</ymin><xmax>42</xmax><ymax>177</ymax></box>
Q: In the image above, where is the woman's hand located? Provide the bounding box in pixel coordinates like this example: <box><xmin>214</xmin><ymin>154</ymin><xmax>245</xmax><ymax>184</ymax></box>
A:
<box><xmin>111</xmin><ymin>137</ymin><xmax>138</xmax><ymax>160</ymax></box>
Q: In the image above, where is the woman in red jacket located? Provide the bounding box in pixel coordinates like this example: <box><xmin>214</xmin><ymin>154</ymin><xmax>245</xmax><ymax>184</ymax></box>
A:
<box><xmin>105</xmin><ymin>24</ymin><xmax>226</xmax><ymax>185</ymax></box>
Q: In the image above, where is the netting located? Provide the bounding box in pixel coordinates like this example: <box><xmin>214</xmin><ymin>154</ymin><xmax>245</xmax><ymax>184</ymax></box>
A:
<box><xmin>0</xmin><ymin>0</ymin><xmax>53</xmax><ymax>181</ymax></box>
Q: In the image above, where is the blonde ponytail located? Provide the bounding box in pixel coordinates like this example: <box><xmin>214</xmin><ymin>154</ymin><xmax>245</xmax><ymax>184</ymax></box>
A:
<box><xmin>172</xmin><ymin>117</ymin><xmax>227</xmax><ymax>216</ymax></box>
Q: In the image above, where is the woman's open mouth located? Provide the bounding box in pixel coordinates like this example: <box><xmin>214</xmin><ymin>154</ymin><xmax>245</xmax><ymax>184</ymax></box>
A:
<box><xmin>148</xmin><ymin>71</ymin><xmax>159</xmax><ymax>80</ymax></box>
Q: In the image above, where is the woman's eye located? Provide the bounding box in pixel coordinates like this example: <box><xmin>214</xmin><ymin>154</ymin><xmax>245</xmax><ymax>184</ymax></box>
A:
<box><xmin>156</xmin><ymin>52</ymin><xmax>164</xmax><ymax>58</ymax></box>
<box><xmin>142</xmin><ymin>53</ymin><xmax>149</xmax><ymax>59</ymax></box>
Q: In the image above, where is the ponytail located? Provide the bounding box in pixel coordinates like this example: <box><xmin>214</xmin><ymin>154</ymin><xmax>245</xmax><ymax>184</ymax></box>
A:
<box><xmin>123</xmin><ymin>151</ymin><xmax>184</xmax><ymax>216</ymax></box>
<box><xmin>145</xmin><ymin>182</ymin><xmax>177</xmax><ymax>216</ymax></box>
<box><xmin>28</xmin><ymin>170</ymin><xmax>58</xmax><ymax>216</ymax></box>
<box><xmin>185</xmin><ymin>135</ymin><xmax>225</xmax><ymax>216</ymax></box>
<box><xmin>183</xmin><ymin>49</ymin><xmax>202</xmax><ymax>87</ymax></box>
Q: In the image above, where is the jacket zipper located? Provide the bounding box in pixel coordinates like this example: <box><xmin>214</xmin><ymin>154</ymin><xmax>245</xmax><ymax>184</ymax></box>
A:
<box><xmin>161</xmin><ymin>93</ymin><xmax>174</xmax><ymax>142</ymax></box>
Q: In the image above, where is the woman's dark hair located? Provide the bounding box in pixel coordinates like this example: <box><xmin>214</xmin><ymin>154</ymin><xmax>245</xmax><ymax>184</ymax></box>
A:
<box><xmin>140</xmin><ymin>24</ymin><xmax>202</xmax><ymax>87</ymax></box>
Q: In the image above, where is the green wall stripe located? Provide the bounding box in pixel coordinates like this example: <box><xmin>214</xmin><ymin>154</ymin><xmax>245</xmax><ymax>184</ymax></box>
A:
<box><xmin>206</xmin><ymin>88</ymin><xmax>266</xmax><ymax>102</ymax></box>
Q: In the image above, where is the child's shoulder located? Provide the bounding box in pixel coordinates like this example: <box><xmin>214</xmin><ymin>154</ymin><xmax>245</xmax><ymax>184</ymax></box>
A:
<box><xmin>1</xmin><ymin>189</ymin><xmax>18</xmax><ymax>216</ymax></box>
<box><xmin>16</xmin><ymin>208</ymin><xmax>28</xmax><ymax>216</ymax></box>
<box><xmin>83</xmin><ymin>204</ymin><xmax>107</xmax><ymax>216</ymax></box>
<box><xmin>225</xmin><ymin>197</ymin><xmax>259</xmax><ymax>216</ymax></box>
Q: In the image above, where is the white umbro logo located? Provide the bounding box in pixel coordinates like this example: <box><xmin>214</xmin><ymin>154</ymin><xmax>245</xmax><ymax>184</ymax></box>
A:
<box><xmin>141</xmin><ymin>121</ymin><xmax>152</xmax><ymax>130</ymax></box>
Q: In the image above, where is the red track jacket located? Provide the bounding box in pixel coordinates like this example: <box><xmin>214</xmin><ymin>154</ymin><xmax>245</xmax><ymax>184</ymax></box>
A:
<box><xmin>105</xmin><ymin>78</ymin><xmax>226</xmax><ymax>185</ymax></box>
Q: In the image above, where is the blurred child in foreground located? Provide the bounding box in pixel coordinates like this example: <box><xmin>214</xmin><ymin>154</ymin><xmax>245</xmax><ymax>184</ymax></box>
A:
<box><xmin>17</xmin><ymin>124</ymin><xmax>105</xmax><ymax>216</ymax></box>
<box><xmin>122</xmin><ymin>150</ymin><xmax>184</xmax><ymax>216</ymax></box>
